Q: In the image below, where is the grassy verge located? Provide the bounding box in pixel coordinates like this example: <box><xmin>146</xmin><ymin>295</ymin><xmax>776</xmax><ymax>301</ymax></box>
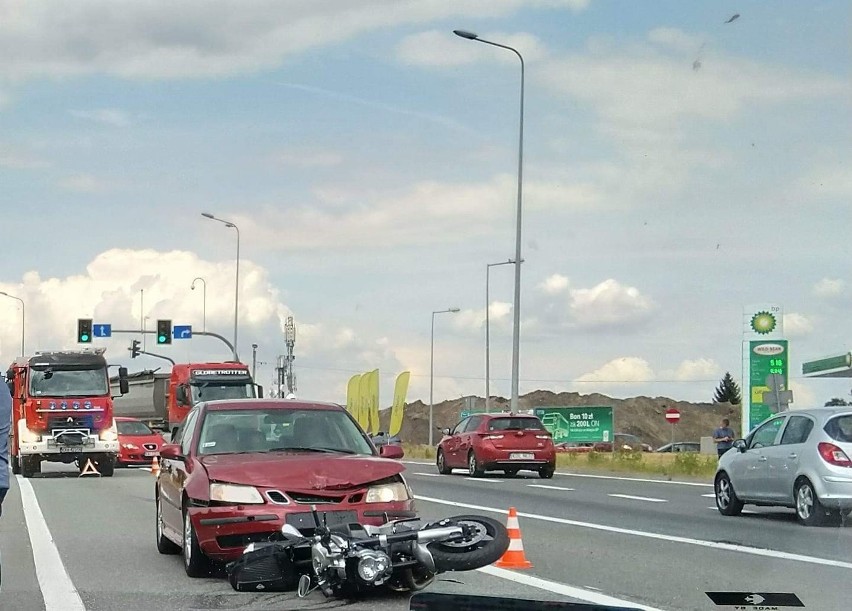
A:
<box><xmin>401</xmin><ymin>444</ymin><xmax>717</xmax><ymax>480</ymax></box>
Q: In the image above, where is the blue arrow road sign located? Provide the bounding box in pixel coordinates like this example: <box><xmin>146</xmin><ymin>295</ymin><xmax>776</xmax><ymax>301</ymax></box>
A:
<box><xmin>93</xmin><ymin>324</ymin><xmax>112</xmax><ymax>338</ymax></box>
<box><xmin>173</xmin><ymin>325</ymin><xmax>192</xmax><ymax>339</ymax></box>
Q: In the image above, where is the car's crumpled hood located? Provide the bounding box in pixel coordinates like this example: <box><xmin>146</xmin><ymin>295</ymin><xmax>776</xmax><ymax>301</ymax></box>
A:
<box><xmin>199</xmin><ymin>452</ymin><xmax>404</xmax><ymax>490</ymax></box>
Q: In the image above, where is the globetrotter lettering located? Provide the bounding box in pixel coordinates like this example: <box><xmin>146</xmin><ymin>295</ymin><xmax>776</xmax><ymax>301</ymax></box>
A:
<box><xmin>192</xmin><ymin>369</ymin><xmax>248</xmax><ymax>376</ymax></box>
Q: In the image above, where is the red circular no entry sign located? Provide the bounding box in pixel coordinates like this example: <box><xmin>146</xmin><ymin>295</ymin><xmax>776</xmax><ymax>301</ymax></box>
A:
<box><xmin>665</xmin><ymin>407</ymin><xmax>681</xmax><ymax>424</ymax></box>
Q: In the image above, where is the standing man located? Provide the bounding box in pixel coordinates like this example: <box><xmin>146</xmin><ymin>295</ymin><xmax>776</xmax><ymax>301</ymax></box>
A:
<box><xmin>713</xmin><ymin>418</ymin><xmax>736</xmax><ymax>459</ymax></box>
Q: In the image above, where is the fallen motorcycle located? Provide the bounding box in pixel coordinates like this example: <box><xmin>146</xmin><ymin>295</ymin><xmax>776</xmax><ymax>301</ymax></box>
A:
<box><xmin>226</xmin><ymin>506</ymin><xmax>510</xmax><ymax>598</ymax></box>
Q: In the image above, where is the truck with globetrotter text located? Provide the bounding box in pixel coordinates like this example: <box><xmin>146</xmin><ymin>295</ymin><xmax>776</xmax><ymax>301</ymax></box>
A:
<box><xmin>6</xmin><ymin>348</ymin><xmax>129</xmax><ymax>478</ymax></box>
<box><xmin>110</xmin><ymin>361</ymin><xmax>262</xmax><ymax>437</ymax></box>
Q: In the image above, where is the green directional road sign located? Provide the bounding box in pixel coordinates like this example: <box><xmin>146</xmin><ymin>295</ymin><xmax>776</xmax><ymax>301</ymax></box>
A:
<box><xmin>460</xmin><ymin>408</ymin><xmax>485</xmax><ymax>420</ymax></box>
<box><xmin>803</xmin><ymin>353</ymin><xmax>852</xmax><ymax>376</ymax></box>
<box><xmin>533</xmin><ymin>406</ymin><xmax>613</xmax><ymax>444</ymax></box>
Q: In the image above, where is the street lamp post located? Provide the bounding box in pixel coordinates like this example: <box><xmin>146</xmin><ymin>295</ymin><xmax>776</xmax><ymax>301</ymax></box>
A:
<box><xmin>202</xmin><ymin>213</ymin><xmax>240</xmax><ymax>355</ymax></box>
<box><xmin>191</xmin><ymin>277</ymin><xmax>207</xmax><ymax>332</ymax></box>
<box><xmin>251</xmin><ymin>343</ymin><xmax>258</xmax><ymax>379</ymax></box>
<box><xmin>430</xmin><ymin>307</ymin><xmax>460</xmax><ymax>446</ymax></box>
<box><xmin>485</xmin><ymin>260</ymin><xmax>514</xmax><ymax>413</ymax></box>
<box><xmin>454</xmin><ymin>29</ymin><xmax>526</xmax><ymax>412</ymax></box>
<box><xmin>0</xmin><ymin>291</ymin><xmax>25</xmax><ymax>357</ymax></box>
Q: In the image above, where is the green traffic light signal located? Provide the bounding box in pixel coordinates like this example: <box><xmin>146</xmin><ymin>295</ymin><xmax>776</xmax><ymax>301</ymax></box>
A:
<box><xmin>156</xmin><ymin>319</ymin><xmax>172</xmax><ymax>345</ymax></box>
<box><xmin>77</xmin><ymin>318</ymin><xmax>93</xmax><ymax>344</ymax></box>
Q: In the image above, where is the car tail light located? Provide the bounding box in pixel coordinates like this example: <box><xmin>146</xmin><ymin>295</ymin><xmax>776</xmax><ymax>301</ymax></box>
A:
<box><xmin>818</xmin><ymin>442</ymin><xmax>852</xmax><ymax>467</ymax></box>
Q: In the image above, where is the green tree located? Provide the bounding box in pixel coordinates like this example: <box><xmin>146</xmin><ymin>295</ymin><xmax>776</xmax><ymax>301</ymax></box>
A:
<box><xmin>713</xmin><ymin>372</ymin><xmax>742</xmax><ymax>405</ymax></box>
<box><xmin>824</xmin><ymin>397</ymin><xmax>849</xmax><ymax>407</ymax></box>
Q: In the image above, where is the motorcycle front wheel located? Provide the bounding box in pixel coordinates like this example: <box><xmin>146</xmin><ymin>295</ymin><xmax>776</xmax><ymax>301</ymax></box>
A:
<box><xmin>426</xmin><ymin>515</ymin><xmax>510</xmax><ymax>572</ymax></box>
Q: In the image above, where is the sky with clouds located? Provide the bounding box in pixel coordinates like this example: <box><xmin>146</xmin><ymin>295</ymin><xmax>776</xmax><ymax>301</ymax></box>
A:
<box><xmin>1</xmin><ymin>0</ymin><xmax>850</xmax><ymax>408</ymax></box>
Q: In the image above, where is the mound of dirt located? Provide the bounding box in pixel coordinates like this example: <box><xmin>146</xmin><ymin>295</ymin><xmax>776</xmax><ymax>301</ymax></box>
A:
<box><xmin>379</xmin><ymin>390</ymin><xmax>739</xmax><ymax>448</ymax></box>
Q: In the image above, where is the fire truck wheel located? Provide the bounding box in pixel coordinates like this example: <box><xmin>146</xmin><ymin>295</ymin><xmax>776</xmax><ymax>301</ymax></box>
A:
<box><xmin>21</xmin><ymin>456</ymin><xmax>40</xmax><ymax>478</ymax></box>
<box><xmin>99</xmin><ymin>455</ymin><xmax>115</xmax><ymax>477</ymax></box>
<box><xmin>11</xmin><ymin>456</ymin><xmax>21</xmax><ymax>475</ymax></box>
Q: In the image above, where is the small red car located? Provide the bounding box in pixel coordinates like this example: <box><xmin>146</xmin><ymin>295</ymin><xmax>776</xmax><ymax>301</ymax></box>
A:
<box><xmin>116</xmin><ymin>417</ymin><xmax>166</xmax><ymax>466</ymax></box>
<box><xmin>154</xmin><ymin>399</ymin><xmax>412</xmax><ymax>577</ymax></box>
<box><xmin>437</xmin><ymin>413</ymin><xmax>556</xmax><ymax>478</ymax></box>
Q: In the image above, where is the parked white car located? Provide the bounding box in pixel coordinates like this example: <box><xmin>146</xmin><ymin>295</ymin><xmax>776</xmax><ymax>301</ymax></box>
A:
<box><xmin>715</xmin><ymin>408</ymin><xmax>852</xmax><ymax>526</ymax></box>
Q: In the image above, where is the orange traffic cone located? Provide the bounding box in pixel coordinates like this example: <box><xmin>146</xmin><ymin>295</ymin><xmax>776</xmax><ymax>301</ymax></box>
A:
<box><xmin>495</xmin><ymin>507</ymin><xmax>533</xmax><ymax>569</ymax></box>
<box><xmin>151</xmin><ymin>456</ymin><xmax>160</xmax><ymax>476</ymax></box>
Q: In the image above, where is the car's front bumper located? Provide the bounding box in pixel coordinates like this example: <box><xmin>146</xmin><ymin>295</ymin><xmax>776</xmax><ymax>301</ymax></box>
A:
<box><xmin>190</xmin><ymin>500</ymin><xmax>416</xmax><ymax>562</ymax></box>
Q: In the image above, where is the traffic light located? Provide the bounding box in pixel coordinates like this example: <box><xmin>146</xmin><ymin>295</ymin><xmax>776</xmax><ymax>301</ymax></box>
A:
<box><xmin>130</xmin><ymin>339</ymin><xmax>141</xmax><ymax>358</ymax></box>
<box><xmin>77</xmin><ymin>318</ymin><xmax>93</xmax><ymax>343</ymax></box>
<box><xmin>156</xmin><ymin>319</ymin><xmax>172</xmax><ymax>345</ymax></box>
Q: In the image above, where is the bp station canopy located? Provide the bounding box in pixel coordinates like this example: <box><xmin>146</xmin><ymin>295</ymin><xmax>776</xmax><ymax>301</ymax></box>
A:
<box><xmin>803</xmin><ymin>353</ymin><xmax>852</xmax><ymax>378</ymax></box>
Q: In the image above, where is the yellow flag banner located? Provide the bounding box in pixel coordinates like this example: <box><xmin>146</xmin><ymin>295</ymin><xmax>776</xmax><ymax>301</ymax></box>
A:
<box><xmin>368</xmin><ymin>369</ymin><xmax>380</xmax><ymax>435</ymax></box>
<box><xmin>346</xmin><ymin>374</ymin><xmax>361</xmax><ymax>417</ymax></box>
<box><xmin>357</xmin><ymin>373</ymin><xmax>372</xmax><ymax>431</ymax></box>
<box><xmin>389</xmin><ymin>371</ymin><xmax>410</xmax><ymax>438</ymax></box>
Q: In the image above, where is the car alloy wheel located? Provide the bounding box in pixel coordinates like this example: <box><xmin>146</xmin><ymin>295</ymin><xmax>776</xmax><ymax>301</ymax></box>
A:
<box><xmin>468</xmin><ymin>451</ymin><xmax>483</xmax><ymax>477</ymax></box>
<box><xmin>437</xmin><ymin>450</ymin><xmax>451</xmax><ymax>475</ymax></box>
<box><xmin>795</xmin><ymin>479</ymin><xmax>827</xmax><ymax>526</ymax></box>
<box><xmin>714</xmin><ymin>473</ymin><xmax>743</xmax><ymax>516</ymax></box>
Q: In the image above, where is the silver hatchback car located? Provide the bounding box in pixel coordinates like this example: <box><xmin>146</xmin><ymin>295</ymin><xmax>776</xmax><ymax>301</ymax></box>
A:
<box><xmin>715</xmin><ymin>408</ymin><xmax>852</xmax><ymax>526</ymax></box>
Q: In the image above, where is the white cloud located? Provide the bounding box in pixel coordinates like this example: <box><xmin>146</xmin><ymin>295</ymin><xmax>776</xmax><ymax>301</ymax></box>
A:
<box><xmin>538</xmin><ymin>273</ymin><xmax>569</xmax><ymax>295</ymax></box>
<box><xmin>569</xmin><ymin>279</ymin><xmax>654</xmax><ymax>328</ymax></box>
<box><xmin>783</xmin><ymin>313</ymin><xmax>814</xmax><ymax>338</ymax></box>
<box><xmin>58</xmin><ymin>174</ymin><xmax>110</xmax><ymax>193</ymax></box>
<box><xmin>647</xmin><ymin>27</ymin><xmax>703</xmax><ymax>53</ymax></box>
<box><xmin>452</xmin><ymin>301</ymin><xmax>512</xmax><ymax>332</ymax></box>
<box><xmin>576</xmin><ymin>357</ymin><xmax>655</xmax><ymax>383</ymax></box>
<box><xmin>70</xmin><ymin>108</ymin><xmax>132</xmax><ymax>127</ymax></box>
<box><xmin>0</xmin><ymin>0</ymin><xmax>587</xmax><ymax>81</ymax></box>
<box><xmin>788</xmin><ymin>380</ymin><xmax>816</xmax><ymax>410</ymax></box>
<box><xmin>669</xmin><ymin>358</ymin><xmax>720</xmax><ymax>382</ymax></box>
<box><xmin>0</xmin><ymin>143</ymin><xmax>48</xmax><ymax>169</ymax></box>
<box><xmin>396</xmin><ymin>30</ymin><xmax>549</xmax><ymax>68</ymax></box>
<box><xmin>813</xmin><ymin>277</ymin><xmax>845</xmax><ymax>298</ymax></box>
<box><xmin>271</xmin><ymin>150</ymin><xmax>343</xmax><ymax>168</ymax></box>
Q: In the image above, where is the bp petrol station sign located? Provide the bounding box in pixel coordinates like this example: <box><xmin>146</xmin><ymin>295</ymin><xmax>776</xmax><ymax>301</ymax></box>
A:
<box><xmin>742</xmin><ymin>304</ymin><xmax>790</xmax><ymax>435</ymax></box>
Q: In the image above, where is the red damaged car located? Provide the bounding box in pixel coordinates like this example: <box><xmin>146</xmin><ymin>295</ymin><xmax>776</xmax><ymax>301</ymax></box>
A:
<box><xmin>116</xmin><ymin>417</ymin><xmax>166</xmax><ymax>466</ymax></box>
<box><xmin>154</xmin><ymin>399</ymin><xmax>411</xmax><ymax>577</ymax></box>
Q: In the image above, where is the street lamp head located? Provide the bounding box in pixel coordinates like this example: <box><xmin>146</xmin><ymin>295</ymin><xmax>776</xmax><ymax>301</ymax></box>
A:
<box><xmin>453</xmin><ymin>29</ymin><xmax>479</xmax><ymax>40</ymax></box>
<box><xmin>225</xmin><ymin>222</ymin><xmax>236</xmax><ymax>229</ymax></box>
<box><xmin>449</xmin><ymin>307</ymin><xmax>461</xmax><ymax>313</ymax></box>
<box><xmin>201</xmin><ymin>212</ymin><xmax>215</xmax><ymax>219</ymax></box>
<box><xmin>0</xmin><ymin>291</ymin><xmax>8</xmax><ymax>297</ymax></box>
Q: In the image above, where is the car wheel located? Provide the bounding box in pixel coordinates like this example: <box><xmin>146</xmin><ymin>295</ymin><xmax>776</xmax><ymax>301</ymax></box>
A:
<box><xmin>795</xmin><ymin>478</ymin><xmax>830</xmax><ymax>527</ymax></box>
<box><xmin>504</xmin><ymin>468</ymin><xmax>520</xmax><ymax>477</ymax></box>
<box><xmin>156</xmin><ymin>492</ymin><xmax>180</xmax><ymax>555</ymax></box>
<box><xmin>715</xmin><ymin>472</ymin><xmax>744</xmax><ymax>516</ymax></box>
<box><xmin>437</xmin><ymin>449</ymin><xmax>452</xmax><ymax>475</ymax></box>
<box><xmin>539</xmin><ymin>465</ymin><xmax>555</xmax><ymax>479</ymax></box>
<box><xmin>183</xmin><ymin>508</ymin><xmax>212</xmax><ymax>577</ymax></box>
<box><xmin>468</xmin><ymin>451</ymin><xmax>484</xmax><ymax>477</ymax></box>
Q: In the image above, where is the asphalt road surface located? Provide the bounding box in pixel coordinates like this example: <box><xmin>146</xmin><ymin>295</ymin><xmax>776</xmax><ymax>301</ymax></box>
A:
<box><xmin>2</xmin><ymin>460</ymin><xmax>850</xmax><ymax>611</ymax></box>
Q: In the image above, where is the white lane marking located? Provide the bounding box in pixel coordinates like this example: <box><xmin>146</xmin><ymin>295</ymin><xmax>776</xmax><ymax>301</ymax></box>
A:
<box><xmin>413</xmin><ymin>472</ymin><xmax>443</xmax><ymax>477</ymax></box>
<box><xmin>706</xmin><ymin>506</ymin><xmax>760</xmax><ymax>515</ymax></box>
<box><xmin>402</xmin><ymin>460</ymin><xmax>434</xmax><ymax>466</ymax></box>
<box><xmin>701</xmin><ymin>493</ymin><xmax>716</xmax><ymax>497</ymax></box>
<box><xmin>415</xmin><ymin>494</ymin><xmax>852</xmax><ymax>570</ymax></box>
<box><xmin>465</xmin><ymin>477</ymin><xmax>502</xmax><ymax>483</ymax></box>
<box><xmin>17</xmin><ymin>475</ymin><xmax>86</xmax><ymax>611</ymax></box>
<box><xmin>477</xmin><ymin>565</ymin><xmax>663</xmax><ymax>611</ymax></box>
<box><xmin>528</xmin><ymin>484</ymin><xmax>575</xmax><ymax>491</ymax></box>
<box><xmin>556</xmin><ymin>471</ymin><xmax>712</xmax><ymax>487</ymax></box>
<box><xmin>608</xmin><ymin>493</ymin><xmax>668</xmax><ymax>503</ymax></box>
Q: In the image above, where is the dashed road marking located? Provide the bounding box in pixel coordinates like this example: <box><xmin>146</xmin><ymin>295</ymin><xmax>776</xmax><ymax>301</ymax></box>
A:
<box><xmin>608</xmin><ymin>493</ymin><xmax>667</xmax><ymax>503</ymax></box>
<box><xmin>527</xmin><ymin>484</ymin><xmax>575</xmax><ymax>491</ymax></box>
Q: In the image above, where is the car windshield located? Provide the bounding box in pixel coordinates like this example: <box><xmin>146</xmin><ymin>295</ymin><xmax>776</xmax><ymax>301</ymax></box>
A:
<box><xmin>117</xmin><ymin>420</ymin><xmax>154</xmax><ymax>436</ymax></box>
<box><xmin>487</xmin><ymin>417</ymin><xmax>545</xmax><ymax>432</ymax></box>
<box><xmin>191</xmin><ymin>382</ymin><xmax>254</xmax><ymax>403</ymax></box>
<box><xmin>197</xmin><ymin>408</ymin><xmax>374</xmax><ymax>456</ymax></box>
<box><xmin>28</xmin><ymin>367</ymin><xmax>109</xmax><ymax>397</ymax></box>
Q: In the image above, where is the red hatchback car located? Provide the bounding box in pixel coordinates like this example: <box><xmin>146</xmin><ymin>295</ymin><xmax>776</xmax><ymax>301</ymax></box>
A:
<box><xmin>154</xmin><ymin>399</ymin><xmax>412</xmax><ymax>577</ymax></box>
<box><xmin>116</xmin><ymin>417</ymin><xmax>166</xmax><ymax>466</ymax></box>
<box><xmin>437</xmin><ymin>413</ymin><xmax>556</xmax><ymax>478</ymax></box>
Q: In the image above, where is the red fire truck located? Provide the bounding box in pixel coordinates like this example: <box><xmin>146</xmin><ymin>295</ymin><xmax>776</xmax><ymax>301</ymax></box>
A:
<box><xmin>7</xmin><ymin>348</ymin><xmax>128</xmax><ymax>477</ymax></box>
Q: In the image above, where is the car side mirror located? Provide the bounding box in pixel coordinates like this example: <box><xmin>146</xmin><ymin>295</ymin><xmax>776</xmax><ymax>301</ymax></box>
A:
<box><xmin>159</xmin><ymin>443</ymin><xmax>183</xmax><ymax>460</ymax></box>
<box><xmin>379</xmin><ymin>444</ymin><xmax>404</xmax><ymax>460</ymax></box>
<box><xmin>733</xmin><ymin>439</ymin><xmax>747</xmax><ymax>452</ymax></box>
<box><xmin>440</xmin><ymin>428</ymin><xmax>451</xmax><ymax>436</ymax></box>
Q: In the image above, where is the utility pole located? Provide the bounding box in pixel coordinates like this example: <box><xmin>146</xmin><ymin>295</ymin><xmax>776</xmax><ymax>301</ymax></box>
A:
<box><xmin>284</xmin><ymin>316</ymin><xmax>296</xmax><ymax>395</ymax></box>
